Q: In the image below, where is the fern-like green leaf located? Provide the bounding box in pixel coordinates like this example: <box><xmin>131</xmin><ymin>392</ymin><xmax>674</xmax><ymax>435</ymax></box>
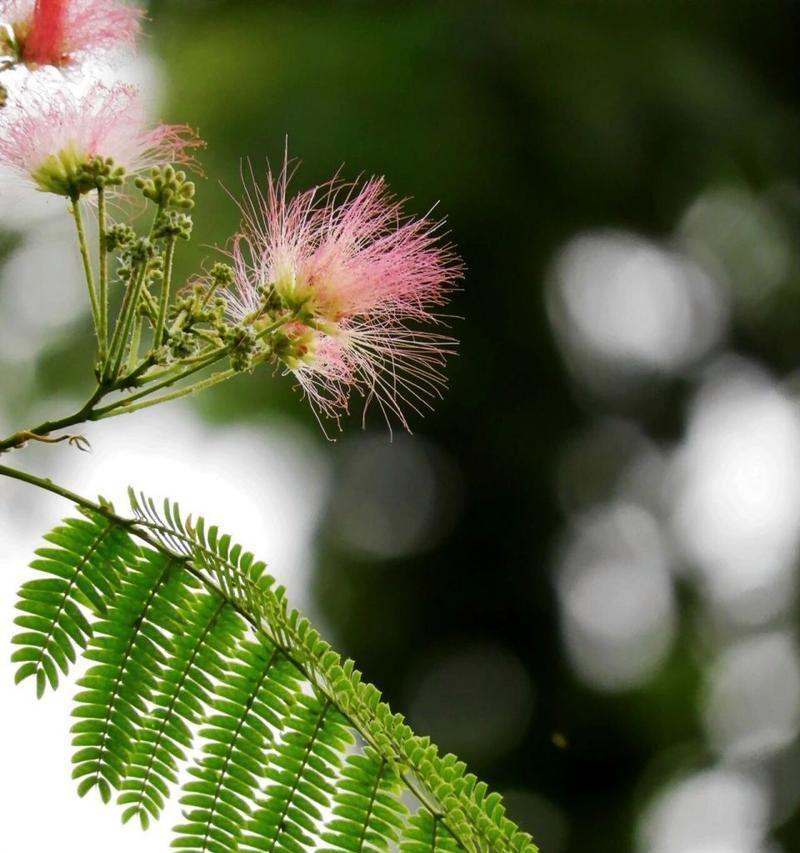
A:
<box><xmin>71</xmin><ymin>549</ymin><xmax>183</xmax><ymax>802</ymax></box>
<box><xmin>173</xmin><ymin>638</ymin><xmax>300</xmax><ymax>852</ymax></box>
<box><xmin>320</xmin><ymin>746</ymin><xmax>408</xmax><ymax>853</ymax></box>
<box><xmin>118</xmin><ymin>594</ymin><xmax>239</xmax><ymax>827</ymax></box>
<box><xmin>400</xmin><ymin>812</ymin><xmax>462</xmax><ymax>853</ymax></box>
<box><xmin>241</xmin><ymin>695</ymin><xmax>353</xmax><ymax>853</ymax></box>
<box><xmin>12</xmin><ymin>511</ymin><xmax>131</xmax><ymax>697</ymax></box>
<box><xmin>11</xmin><ymin>492</ymin><xmax>538</xmax><ymax>853</ymax></box>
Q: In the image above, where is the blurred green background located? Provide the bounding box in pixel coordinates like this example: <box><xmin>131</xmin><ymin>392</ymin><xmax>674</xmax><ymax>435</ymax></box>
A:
<box><xmin>5</xmin><ymin>1</ymin><xmax>800</xmax><ymax>851</ymax></box>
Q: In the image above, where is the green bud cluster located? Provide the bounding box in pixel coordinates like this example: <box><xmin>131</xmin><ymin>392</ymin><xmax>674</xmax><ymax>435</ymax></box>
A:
<box><xmin>81</xmin><ymin>156</ymin><xmax>125</xmax><ymax>191</ymax></box>
<box><xmin>184</xmin><ymin>263</ymin><xmax>236</xmax><ymax>318</ymax></box>
<box><xmin>252</xmin><ymin>281</ymin><xmax>306</xmax><ymax>322</ymax></box>
<box><xmin>167</xmin><ymin>329</ymin><xmax>199</xmax><ymax>359</ymax></box>
<box><xmin>153</xmin><ymin>210</ymin><xmax>193</xmax><ymax>241</ymax></box>
<box><xmin>104</xmin><ymin>224</ymin><xmax>137</xmax><ymax>253</ymax></box>
<box><xmin>223</xmin><ymin>324</ymin><xmax>260</xmax><ymax>372</ymax></box>
<box><xmin>117</xmin><ymin>261</ymin><xmax>136</xmax><ymax>283</ymax></box>
<box><xmin>209</xmin><ymin>263</ymin><xmax>235</xmax><ymax>288</ymax></box>
<box><xmin>208</xmin><ymin>299</ymin><xmax>228</xmax><ymax>325</ymax></box>
<box><xmin>117</xmin><ymin>237</ymin><xmax>158</xmax><ymax>283</ymax></box>
<box><xmin>135</xmin><ymin>165</ymin><xmax>195</xmax><ymax>210</ymax></box>
<box><xmin>128</xmin><ymin>237</ymin><xmax>157</xmax><ymax>264</ymax></box>
<box><xmin>150</xmin><ymin>345</ymin><xmax>170</xmax><ymax>365</ymax></box>
<box><xmin>146</xmin><ymin>254</ymin><xmax>165</xmax><ymax>285</ymax></box>
<box><xmin>167</xmin><ymin>276</ymin><xmax>229</xmax><ymax>334</ymax></box>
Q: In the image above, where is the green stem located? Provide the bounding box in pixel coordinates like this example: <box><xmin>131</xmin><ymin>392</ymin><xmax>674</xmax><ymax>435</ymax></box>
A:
<box><xmin>96</xmin><ymin>315</ymin><xmax>291</xmax><ymax>418</ymax></box>
<box><xmin>0</xmin><ymin>463</ymin><xmax>108</xmax><ymax>514</ymax></box>
<box><xmin>255</xmin><ymin>316</ymin><xmax>291</xmax><ymax>342</ymax></box>
<box><xmin>140</xmin><ymin>287</ymin><xmax>159</xmax><ymax>324</ymax></box>
<box><xmin>0</xmin><ymin>308</ymin><xmax>295</xmax><ymax>456</ymax></box>
<box><xmin>106</xmin><ymin>261</ymin><xmax>147</xmax><ymax>383</ymax></box>
<box><xmin>70</xmin><ymin>199</ymin><xmax>101</xmax><ymax>344</ymax></box>
<box><xmin>165</xmin><ymin>342</ymin><xmax>227</xmax><ymax>370</ymax></box>
<box><xmin>130</xmin><ymin>349</ymin><xmax>215</xmax><ymax>385</ymax></box>
<box><xmin>155</xmin><ymin>237</ymin><xmax>176</xmax><ymax>347</ymax></box>
<box><xmin>102</xmin><ymin>201</ymin><xmax>164</xmax><ymax>382</ymax></box>
<box><xmin>122</xmin><ymin>354</ymin><xmax>158</xmax><ymax>387</ymax></box>
<box><xmin>131</xmin><ymin>360</ymin><xmax>192</xmax><ymax>385</ymax></box>
<box><xmin>0</xmin><ymin>384</ymin><xmax>105</xmax><ymax>453</ymax></box>
<box><xmin>193</xmin><ymin>329</ymin><xmax>223</xmax><ymax>345</ymax></box>
<box><xmin>0</xmin><ymin>341</ymin><xmax>228</xmax><ymax>455</ymax></box>
<box><xmin>127</xmin><ymin>314</ymin><xmax>143</xmax><ymax>374</ymax></box>
<box><xmin>97</xmin><ymin>188</ymin><xmax>109</xmax><ymax>362</ymax></box>
<box><xmin>95</xmin><ymin>368</ymin><xmax>237</xmax><ymax>419</ymax></box>
<box><xmin>94</xmin><ymin>348</ymin><xmax>228</xmax><ymax>418</ymax></box>
<box><xmin>169</xmin><ymin>308</ymin><xmax>188</xmax><ymax>335</ymax></box>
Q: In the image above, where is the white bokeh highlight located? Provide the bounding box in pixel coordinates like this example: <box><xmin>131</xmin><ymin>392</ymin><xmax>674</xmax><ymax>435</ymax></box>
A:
<box><xmin>704</xmin><ymin>631</ymin><xmax>800</xmax><ymax>762</ymax></box>
<box><xmin>555</xmin><ymin>501</ymin><xmax>676</xmax><ymax>691</ymax></box>
<box><xmin>0</xmin><ymin>217</ymin><xmax>86</xmax><ymax>362</ymax></box>
<box><xmin>638</xmin><ymin>768</ymin><xmax>771</xmax><ymax>853</ymax></box>
<box><xmin>669</xmin><ymin>359</ymin><xmax>800</xmax><ymax>625</ymax></box>
<box><xmin>547</xmin><ymin>231</ymin><xmax>727</xmax><ymax>392</ymax></box>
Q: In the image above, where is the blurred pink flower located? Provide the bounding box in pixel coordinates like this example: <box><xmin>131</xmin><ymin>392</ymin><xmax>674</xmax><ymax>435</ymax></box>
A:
<box><xmin>225</xmin><ymin>163</ymin><xmax>462</xmax><ymax>430</ymax></box>
<box><xmin>0</xmin><ymin>0</ymin><xmax>142</xmax><ymax>66</ymax></box>
<box><xmin>0</xmin><ymin>81</ymin><xmax>201</xmax><ymax>196</ymax></box>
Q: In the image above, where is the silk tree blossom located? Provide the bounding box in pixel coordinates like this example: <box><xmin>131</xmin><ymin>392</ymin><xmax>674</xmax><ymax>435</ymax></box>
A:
<box><xmin>0</xmin><ymin>0</ymin><xmax>142</xmax><ymax>67</ymax></box>
<box><xmin>0</xmin><ymin>81</ymin><xmax>201</xmax><ymax>197</ymax></box>
<box><xmin>222</xmin><ymin>166</ymin><xmax>463</xmax><ymax>430</ymax></box>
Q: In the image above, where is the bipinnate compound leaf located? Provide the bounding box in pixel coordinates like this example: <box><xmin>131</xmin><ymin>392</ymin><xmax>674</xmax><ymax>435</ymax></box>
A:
<box><xmin>9</xmin><ymin>491</ymin><xmax>537</xmax><ymax>853</ymax></box>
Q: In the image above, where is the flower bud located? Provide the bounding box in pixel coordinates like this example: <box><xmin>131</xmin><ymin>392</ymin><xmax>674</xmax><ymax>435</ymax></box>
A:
<box><xmin>136</xmin><ymin>163</ymin><xmax>197</xmax><ymax>209</ymax></box>
<box><xmin>209</xmin><ymin>262</ymin><xmax>234</xmax><ymax>288</ymax></box>
<box><xmin>153</xmin><ymin>210</ymin><xmax>193</xmax><ymax>241</ymax></box>
<box><xmin>104</xmin><ymin>223</ymin><xmax>136</xmax><ymax>253</ymax></box>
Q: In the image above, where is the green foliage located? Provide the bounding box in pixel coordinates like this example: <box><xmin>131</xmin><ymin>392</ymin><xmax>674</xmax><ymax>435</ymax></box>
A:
<box><xmin>119</xmin><ymin>595</ymin><xmax>242</xmax><ymax>828</ymax></box>
<box><xmin>241</xmin><ymin>695</ymin><xmax>351</xmax><ymax>852</ymax></box>
<box><xmin>10</xmin><ymin>493</ymin><xmax>537</xmax><ymax>853</ymax></box>
<box><xmin>174</xmin><ymin>639</ymin><xmax>299</xmax><ymax>851</ymax></box>
<box><xmin>321</xmin><ymin>747</ymin><xmax>408</xmax><ymax>852</ymax></box>
<box><xmin>12</xmin><ymin>511</ymin><xmax>132</xmax><ymax>697</ymax></box>
<box><xmin>72</xmin><ymin>550</ymin><xmax>185</xmax><ymax>803</ymax></box>
<box><xmin>401</xmin><ymin>812</ymin><xmax>462</xmax><ymax>853</ymax></box>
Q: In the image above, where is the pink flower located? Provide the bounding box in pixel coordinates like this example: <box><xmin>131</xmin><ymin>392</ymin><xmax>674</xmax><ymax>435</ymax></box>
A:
<box><xmin>224</xmin><ymin>163</ymin><xmax>462</xmax><ymax>430</ymax></box>
<box><xmin>0</xmin><ymin>0</ymin><xmax>142</xmax><ymax>67</ymax></box>
<box><xmin>0</xmin><ymin>81</ymin><xmax>202</xmax><ymax>196</ymax></box>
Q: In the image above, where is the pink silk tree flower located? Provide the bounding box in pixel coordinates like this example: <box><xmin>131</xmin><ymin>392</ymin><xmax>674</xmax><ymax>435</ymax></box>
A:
<box><xmin>224</xmin><ymin>164</ymin><xmax>463</xmax><ymax>430</ymax></box>
<box><xmin>0</xmin><ymin>81</ymin><xmax>201</xmax><ymax>197</ymax></box>
<box><xmin>0</xmin><ymin>0</ymin><xmax>142</xmax><ymax>67</ymax></box>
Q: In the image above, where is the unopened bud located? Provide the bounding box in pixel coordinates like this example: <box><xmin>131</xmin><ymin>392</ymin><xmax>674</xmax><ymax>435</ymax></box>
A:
<box><xmin>210</xmin><ymin>263</ymin><xmax>235</xmax><ymax>288</ymax></box>
<box><xmin>104</xmin><ymin>224</ymin><xmax>136</xmax><ymax>253</ymax></box>
<box><xmin>137</xmin><ymin>164</ymin><xmax>196</xmax><ymax>210</ymax></box>
<box><xmin>153</xmin><ymin>210</ymin><xmax>193</xmax><ymax>241</ymax></box>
